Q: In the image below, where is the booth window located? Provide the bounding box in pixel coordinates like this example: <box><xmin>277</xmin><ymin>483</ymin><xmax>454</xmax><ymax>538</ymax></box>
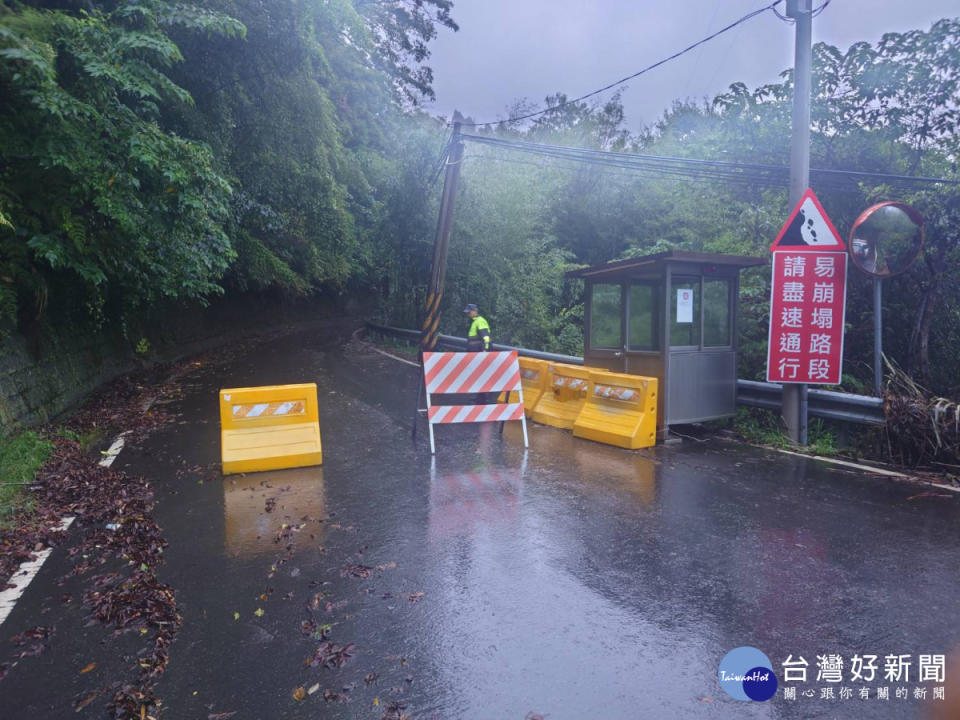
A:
<box><xmin>670</xmin><ymin>277</ymin><xmax>700</xmax><ymax>346</ymax></box>
<box><xmin>628</xmin><ymin>282</ymin><xmax>659</xmax><ymax>350</ymax></box>
<box><xmin>703</xmin><ymin>279</ymin><xmax>731</xmax><ymax>346</ymax></box>
<box><xmin>590</xmin><ymin>283</ymin><xmax>622</xmax><ymax>348</ymax></box>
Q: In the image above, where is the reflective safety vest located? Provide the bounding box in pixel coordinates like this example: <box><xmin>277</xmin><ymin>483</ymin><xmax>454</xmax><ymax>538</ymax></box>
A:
<box><xmin>467</xmin><ymin>315</ymin><xmax>491</xmax><ymax>351</ymax></box>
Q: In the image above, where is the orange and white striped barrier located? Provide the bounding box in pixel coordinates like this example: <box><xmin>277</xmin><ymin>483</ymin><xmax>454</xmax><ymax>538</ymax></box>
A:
<box><xmin>423</xmin><ymin>350</ymin><xmax>529</xmax><ymax>454</ymax></box>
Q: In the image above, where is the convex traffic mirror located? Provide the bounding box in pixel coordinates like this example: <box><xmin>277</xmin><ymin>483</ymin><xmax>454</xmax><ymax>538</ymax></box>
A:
<box><xmin>848</xmin><ymin>202</ymin><xmax>924</xmax><ymax>278</ymax></box>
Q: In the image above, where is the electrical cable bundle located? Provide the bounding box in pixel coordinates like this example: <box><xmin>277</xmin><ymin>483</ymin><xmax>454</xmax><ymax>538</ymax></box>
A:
<box><xmin>459</xmin><ymin>133</ymin><xmax>959</xmax><ymax>193</ymax></box>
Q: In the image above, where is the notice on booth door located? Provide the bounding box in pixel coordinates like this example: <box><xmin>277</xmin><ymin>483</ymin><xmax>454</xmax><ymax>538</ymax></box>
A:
<box><xmin>677</xmin><ymin>288</ymin><xmax>693</xmax><ymax>323</ymax></box>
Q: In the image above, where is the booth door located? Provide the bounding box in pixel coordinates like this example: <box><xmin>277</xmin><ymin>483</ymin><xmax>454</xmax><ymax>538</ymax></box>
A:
<box><xmin>667</xmin><ymin>276</ymin><xmax>737</xmax><ymax>424</ymax></box>
<box><xmin>585</xmin><ymin>282</ymin><xmax>626</xmax><ymax>372</ymax></box>
<box><xmin>623</xmin><ymin>281</ymin><xmax>662</xmax><ymax>380</ymax></box>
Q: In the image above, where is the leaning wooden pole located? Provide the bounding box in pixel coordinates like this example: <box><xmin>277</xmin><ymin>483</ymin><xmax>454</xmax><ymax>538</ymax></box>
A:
<box><xmin>412</xmin><ymin>120</ymin><xmax>464</xmax><ymax>437</ymax></box>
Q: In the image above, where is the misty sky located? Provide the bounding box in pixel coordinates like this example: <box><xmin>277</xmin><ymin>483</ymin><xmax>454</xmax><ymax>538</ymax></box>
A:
<box><xmin>425</xmin><ymin>0</ymin><xmax>958</xmax><ymax>131</ymax></box>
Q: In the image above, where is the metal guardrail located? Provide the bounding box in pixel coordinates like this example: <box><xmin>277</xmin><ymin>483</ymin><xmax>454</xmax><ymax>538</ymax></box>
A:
<box><xmin>364</xmin><ymin>322</ymin><xmax>584</xmax><ymax>365</ymax></box>
<box><xmin>736</xmin><ymin>379</ymin><xmax>885</xmax><ymax>425</ymax></box>
<box><xmin>365</xmin><ymin>322</ymin><xmax>885</xmax><ymax>425</ymax></box>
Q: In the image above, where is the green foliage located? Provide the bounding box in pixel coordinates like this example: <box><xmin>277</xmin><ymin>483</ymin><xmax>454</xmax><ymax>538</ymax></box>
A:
<box><xmin>0</xmin><ymin>1</ymin><xmax>244</xmax><ymax>330</ymax></box>
<box><xmin>354</xmin><ymin>0</ymin><xmax>458</xmax><ymax>104</ymax></box>
<box><xmin>0</xmin><ymin>0</ymin><xmax>460</xmax><ymax>339</ymax></box>
<box><xmin>733</xmin><ymin>408</ymin><xmax>838</xmax><ymax>456</ymax></box>
<box><xmin>0</xmin><ymin>430</ymin><xmax>53</xmax><ymax>525</ymax></box>
<box><xmin>167</xmin><ymin>0</ymin><xmax>439</xmax><ymax>296</ymax></box>
<box><xmin>57</xmin><ymin>426</ymin><xmax>97</xmax><ymax>447</ymax></box>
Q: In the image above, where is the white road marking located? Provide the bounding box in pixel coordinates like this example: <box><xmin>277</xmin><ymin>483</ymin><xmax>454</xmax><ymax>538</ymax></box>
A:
<box><xmin>1</xmin><ymin>430</ymin><xmax>129</xmax><ymax>626</ymax></box>
<box><xmin>370</xmin><ymin>346</ymin><xmax>420</xmax><ymax>368</ymax></box>
<box><xmin>924</xmin><ymin>482</ymin><xmax>960</xmax><ymax>494</ymax></box>
<box><xmin>0</xmin><ymin>516</ymin><xmax>75</xmax><ymax>626</ymax></box>
<box><xmin>98</xmin><ymin>431</ymin><xmax>130</xmax><ymax>468</ymax></box>
<box><xmin>775</xmin><ymin>448</ymin><xmax>909</xmax><ymax>477</ymax></box>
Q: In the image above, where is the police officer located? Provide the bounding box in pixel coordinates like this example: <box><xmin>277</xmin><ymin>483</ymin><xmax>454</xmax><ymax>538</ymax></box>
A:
<box><xmin>463</xmin><ymin>303</ymin><xmax>491</xmax><ymax>352</ymax></box>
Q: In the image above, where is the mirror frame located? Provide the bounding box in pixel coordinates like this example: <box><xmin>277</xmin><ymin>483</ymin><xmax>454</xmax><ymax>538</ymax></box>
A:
<box><xmin>848</xmin><ymin>201</ymin><xmax>924</xmax><ymax>278</ymax></box>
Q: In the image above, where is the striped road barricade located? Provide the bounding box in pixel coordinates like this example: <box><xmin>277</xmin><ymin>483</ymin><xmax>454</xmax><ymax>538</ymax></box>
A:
<box><xmin>423</xmin><ymin>350</ymin><xmax>529</xmax><ymax>455</ymax></box>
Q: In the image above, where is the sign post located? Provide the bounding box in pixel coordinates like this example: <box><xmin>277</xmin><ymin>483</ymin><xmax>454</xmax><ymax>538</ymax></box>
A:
<box><xmin>767</xmin><ymin>189</ymin><xmax>848</xmax><ymax>389</ymax></box>
<box><xmin>784</xmin><ymin>0</ymin><xmax>813</xmax><ymax>445</ymax></box>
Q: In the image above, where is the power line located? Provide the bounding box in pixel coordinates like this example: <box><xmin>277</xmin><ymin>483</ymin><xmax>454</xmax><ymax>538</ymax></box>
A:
<box><xmin>460</xmin><ymin>133</ymin><xmax>960</xmax><ymax>192</ymax></box>
<box><xmin>681</xmin><ymin>0</ymin><xmax>723</xmax><ymax>100</ymax></box>
<box><xmin>457</xmin><ymin>1</ymin><xmax>785</xmax><ymax>128</ymax></box>
<box><xmin>429</xmin><ymin>129</ymin><xmax>455</xmax><ymax>185</ymax></box>
<box><xmin>462</xmin><ymin>152</ymin><xmax>789</xmax><ymax>189</ymax></box>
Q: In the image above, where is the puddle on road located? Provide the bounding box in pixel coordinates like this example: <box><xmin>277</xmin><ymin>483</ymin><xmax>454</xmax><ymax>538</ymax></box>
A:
<box><xmin>528</xmin><ymin>424</ymin><xmax>659</xmax><ymax>505</ymax></box>
<box><xmin>222</xmin><ymin>467</ymin><xmax>325</xmax><ymax>556</ymax></box>
<box><xmin>429</xmin><ymin>458</ymin><xmax>525</xmax><ymax>540</ymax></box>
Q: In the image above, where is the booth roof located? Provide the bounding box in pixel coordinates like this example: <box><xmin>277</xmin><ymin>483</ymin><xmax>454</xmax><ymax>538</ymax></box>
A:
<box><xmin>565</xmin><ymin>250</ymin><xmax>767</xmax><ymax>279</ymax></box>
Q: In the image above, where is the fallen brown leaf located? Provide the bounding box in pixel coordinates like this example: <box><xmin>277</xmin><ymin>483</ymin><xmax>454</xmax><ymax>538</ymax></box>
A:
<box><xmin>79</xmin><ymin>662</ymin><xmax>96</xmax><ymax>674</ymax></box>
<box><xmin>75</xmin><ymin>693</ymin><xmax>98</xmax><ymax>711</ymax></box>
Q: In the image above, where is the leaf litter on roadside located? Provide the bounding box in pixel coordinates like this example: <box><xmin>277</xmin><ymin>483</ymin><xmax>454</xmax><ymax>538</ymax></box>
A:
<box><xmin>0</xmin><ymin>354</ymin><xmax>216</xmax><ymax>718</ymax></box>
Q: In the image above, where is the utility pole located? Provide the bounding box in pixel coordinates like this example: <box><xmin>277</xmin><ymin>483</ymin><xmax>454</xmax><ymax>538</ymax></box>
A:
<box><xmin>783</xmin><ymin>0</ymin><xmax>812</xmax><ymax>445</ymax></box>
<box><xmin>412</xmin><ymin>117</ymin><xmax>464</xmax><ymax>436</ymax></box>
<box><xmin>419</xmin><ymin>119</ymin><xmax>464</xmax><ymax>353</ymax></box>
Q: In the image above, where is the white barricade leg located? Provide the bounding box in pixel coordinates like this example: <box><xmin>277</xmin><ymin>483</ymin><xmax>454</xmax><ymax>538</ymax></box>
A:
<box><xmin>517</xmin><ymin>386</ymin><xmax>529</xmax><ymax>448</ymax></box>
<box><xmin>426</xmin><ymin>386</ymin><xmax>436</xmax><ymax>455</ymax></box>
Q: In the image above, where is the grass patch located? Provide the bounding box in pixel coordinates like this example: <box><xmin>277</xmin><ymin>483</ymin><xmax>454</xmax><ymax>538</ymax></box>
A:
<box><xmin>368</xmin><ymin>333</ymin><xmax>419</xmax><ymax>358</ymax></box>
<box><xmin>57</xmin><ymin>426</ymin><xmax>104</xmax><ymax>452</ymax></box>
<box><xmin>733</xmin><ymin>407</ymin><xmax>838</xmax><ymax>456</ymax></box>
<box><xmin>0</xmin><ymin>430</ymin><xmax>54</xmax><ymax>526</ymax></box>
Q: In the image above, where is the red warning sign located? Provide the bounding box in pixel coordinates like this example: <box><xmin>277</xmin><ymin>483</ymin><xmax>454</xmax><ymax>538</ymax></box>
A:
<box><xmin>766</xmin><ymin>190</ymin><xmax>848</xmax><ymax>385</ymax></box>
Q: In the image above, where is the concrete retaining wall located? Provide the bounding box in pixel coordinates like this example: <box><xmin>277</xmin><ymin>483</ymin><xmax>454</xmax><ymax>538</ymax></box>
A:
<box><xmin>0</xmin><ymin>292</ymin><xmax>366</xmax><ymax>433</ymax></box>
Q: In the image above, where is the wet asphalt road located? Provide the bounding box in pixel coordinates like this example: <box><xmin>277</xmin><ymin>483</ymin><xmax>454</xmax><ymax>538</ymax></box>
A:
<box><xmin>2</xmin><ymin>320</ymin><xmax>960</xmax><ymax>719</ymax></box>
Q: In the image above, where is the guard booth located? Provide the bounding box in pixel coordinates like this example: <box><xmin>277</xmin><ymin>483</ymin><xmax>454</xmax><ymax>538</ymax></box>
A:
<box><xmin>566</xmin><ymin>250</ymin><xmax>765</xmax><ymax>436</ymax></box>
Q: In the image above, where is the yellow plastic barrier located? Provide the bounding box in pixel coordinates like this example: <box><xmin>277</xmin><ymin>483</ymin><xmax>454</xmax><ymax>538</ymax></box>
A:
<box><xmin>530</xmin><ymin>363</ymin><xmax>591</xmax><ymax>429</ymax></box>
<box><xmin>573</xmin><ymin>370</ymin><xmax>658</xmax><ymax>450</ymax></box>
<box><xmin>496</xmin><ymin>357</ymin><xmax>547</xmax><ymax>411</ymax></box>
<box><xmin>518</xmin><ymin>357</ymin><xmax>548</xmax><ymax>417</ymax></box>
<box><xmin>219</xmin><ymin>383</ymin><xmax>322</xmax><ymax>475</ymax></box>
